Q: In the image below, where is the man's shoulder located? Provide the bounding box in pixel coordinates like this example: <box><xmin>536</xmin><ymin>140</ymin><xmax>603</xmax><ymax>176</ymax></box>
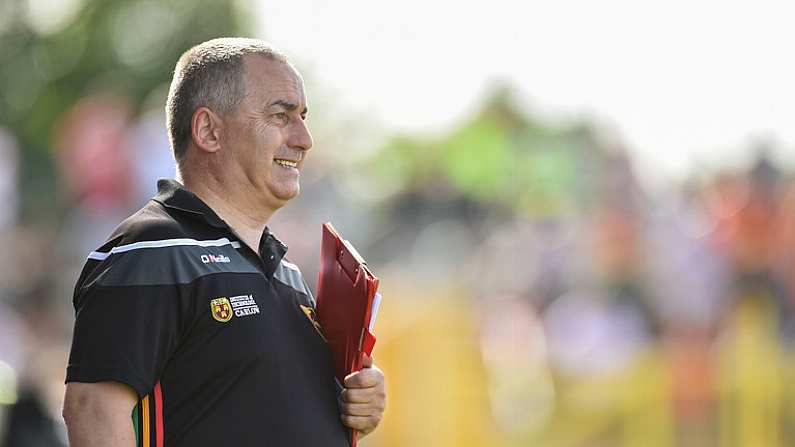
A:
<box><xmin>77</xmin><ymin>200</ymin><xmax>235</xmax><ymax>291</ymax></box>
<box><xmin>74</xmin><ymin>201</ymin><xmax>189</xmax><ymax>290</ymax></box>
<box><xmin>105</xmin><ymin>200</ymin><xmax>187</xmax><ymax>247</ymax></box>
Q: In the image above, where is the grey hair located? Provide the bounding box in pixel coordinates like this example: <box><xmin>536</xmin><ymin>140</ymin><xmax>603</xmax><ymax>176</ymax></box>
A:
<box><xmin>165</xmin><ymin>37</ymin><xmax>289</xmax><ymax>162</ymax></box>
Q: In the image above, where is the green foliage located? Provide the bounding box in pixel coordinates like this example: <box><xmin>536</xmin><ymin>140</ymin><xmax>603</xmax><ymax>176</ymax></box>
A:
<box><xmin>364</xmin><ymin>85</ymin><xmax>597</xmax><ymax>218</ymax></box>
<box><xmin>441</xmin><ymin>118</ymin><xmax>513</xmax><ymax>202</ymax></box>
<box><xmin>0</xmin><ymin>0</ymin><xmax>249</xmax><ymax>217</ymax></box>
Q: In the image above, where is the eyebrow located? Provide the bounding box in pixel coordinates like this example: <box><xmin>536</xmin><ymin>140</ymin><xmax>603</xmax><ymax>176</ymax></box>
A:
<box><xmin>269</xmin><ymin>99</ymin><xmax>308</xmax><ymax>115</ymax></box>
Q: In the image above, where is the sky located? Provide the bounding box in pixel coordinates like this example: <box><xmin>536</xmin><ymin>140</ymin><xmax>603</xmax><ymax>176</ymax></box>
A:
<box><xmin>256</xmin><ymin>0</ymin><xmax>795</xmax><ymax>187</ymax></box>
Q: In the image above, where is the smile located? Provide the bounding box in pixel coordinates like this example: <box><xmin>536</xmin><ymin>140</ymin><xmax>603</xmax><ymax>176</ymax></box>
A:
<box><xmin>274</xmin><ymin>159</ymin><xmax>298</xmax><ymax>168</ymax></box>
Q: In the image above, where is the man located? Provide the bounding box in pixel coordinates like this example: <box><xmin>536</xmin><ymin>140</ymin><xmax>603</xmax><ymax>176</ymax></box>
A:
<box><xmin>62</xmin><ymin>38</ymin><xmax>386</xmax><ymax>447</ymax></box>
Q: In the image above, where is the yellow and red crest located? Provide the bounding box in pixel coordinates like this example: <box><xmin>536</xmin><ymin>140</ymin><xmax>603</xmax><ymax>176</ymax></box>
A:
<box><xmin>210</xmin><ymin>297</ymin><xmax>233</xmax><ymax>323</ymax></box>
<box><xmin>300</xmin><ymin>304</ymin><xmax>326</xmax><ymax>340</ymax></box>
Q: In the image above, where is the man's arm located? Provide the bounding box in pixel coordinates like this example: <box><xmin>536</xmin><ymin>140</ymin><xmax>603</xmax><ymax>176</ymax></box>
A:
<box><xmin>340</xmin><ymin>354</ymin><xmax>386</xmax><ymax>438</ymax></box>
<box><xmin>63</xmin><ymin>381</ymin><xmax>139</xmax><ymax>447</ymax></box>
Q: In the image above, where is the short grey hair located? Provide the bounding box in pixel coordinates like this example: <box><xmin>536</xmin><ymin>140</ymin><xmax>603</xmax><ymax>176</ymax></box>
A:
<box><xmin>165</xmin><ymin>37</ymin><xmax>289</xmax><ymax>162</ymax></box>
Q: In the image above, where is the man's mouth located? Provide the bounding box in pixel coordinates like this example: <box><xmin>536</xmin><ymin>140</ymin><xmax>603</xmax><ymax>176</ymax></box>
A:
<box><xmin>274</xmin><ymin>158</ymin><xmax>298</xmax><ymax>168</ymax></box>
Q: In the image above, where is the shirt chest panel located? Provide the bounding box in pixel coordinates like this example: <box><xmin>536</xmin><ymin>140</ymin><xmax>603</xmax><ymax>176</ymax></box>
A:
<box><xmin>167</xmin><ymin>271</ymin><xmax>326</xmax><ymax>377</ymax></box>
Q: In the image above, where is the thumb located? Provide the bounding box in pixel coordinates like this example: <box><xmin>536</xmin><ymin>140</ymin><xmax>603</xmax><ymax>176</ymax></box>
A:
<box><xmin>362</xmin><ymin>353</ymin><xmax>373</xmax><ymax>368</ymax></box>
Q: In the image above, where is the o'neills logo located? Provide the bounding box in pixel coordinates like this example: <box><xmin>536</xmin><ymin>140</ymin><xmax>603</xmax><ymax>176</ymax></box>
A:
<box><xmin>201</xmin><ymin>253</ymin><xmax>231</xmax><ymax>264</ymax></box>
<box><xmin>210</xmin><ymin>297</ymin><xmax>233</xmax><ymax>323</ymax></box>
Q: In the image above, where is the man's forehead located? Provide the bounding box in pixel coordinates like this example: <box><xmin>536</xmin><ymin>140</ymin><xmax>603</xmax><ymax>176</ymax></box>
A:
<box><xmin>243</xmin><ymin>55</ymin><xmax>306</xmax><ymax>104</ymax></box>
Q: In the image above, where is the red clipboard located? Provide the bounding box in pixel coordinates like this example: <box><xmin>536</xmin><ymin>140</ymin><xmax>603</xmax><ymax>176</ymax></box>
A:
<box><xmin>315</xmin><ymin>223</ymin><xmax>379</xmax><ymax>447</ymax></box>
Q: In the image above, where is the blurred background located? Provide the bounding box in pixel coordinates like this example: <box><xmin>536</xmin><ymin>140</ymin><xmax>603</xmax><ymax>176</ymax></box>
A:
<box><xmin>2</xmin><ymin>0</ymin><xmax>795</xmax><ymax>446</ymax></box>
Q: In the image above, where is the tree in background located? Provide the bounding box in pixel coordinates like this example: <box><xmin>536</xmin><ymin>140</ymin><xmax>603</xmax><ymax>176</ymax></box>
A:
<box><xmin>0</xmin><ymin>0</ymin><xmax>250</xmax><ymax>219</ymax></box>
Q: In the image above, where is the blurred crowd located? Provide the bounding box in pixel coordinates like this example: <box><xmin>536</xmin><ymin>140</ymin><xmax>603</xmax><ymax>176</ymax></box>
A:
<box><xmin>351</xmin><ymin>91</ymin><xmax>795</xmax><ymax>447</ymax></box>
<box><xmin>470</xmin><ymin>143</ymin><xmax>795</xmax><ymax>447</ymax></box>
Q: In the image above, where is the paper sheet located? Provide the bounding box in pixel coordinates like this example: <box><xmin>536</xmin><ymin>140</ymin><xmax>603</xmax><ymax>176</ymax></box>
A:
<box><xmin>368</xmin><ymin>292</ymin><xmax>382</xmax><ymax>332</ymax></box>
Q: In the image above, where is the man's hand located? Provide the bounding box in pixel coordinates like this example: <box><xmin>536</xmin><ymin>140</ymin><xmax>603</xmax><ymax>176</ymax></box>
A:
<box><xmin>340</xmin><ymin>354</ymin><xmax>386</xmax><ymax>438</ymax></box>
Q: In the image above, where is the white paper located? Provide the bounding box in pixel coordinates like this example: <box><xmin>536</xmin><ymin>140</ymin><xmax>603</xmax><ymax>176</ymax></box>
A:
<box><xmin>368</xmin><ymin>292</ymin><xmax>382</xmax><ymax>332</ymax></box>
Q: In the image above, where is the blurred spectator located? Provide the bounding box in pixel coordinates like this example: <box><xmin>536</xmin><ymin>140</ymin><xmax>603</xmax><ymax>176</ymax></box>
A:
<box><xmin>0</xmin><ymin>129</ymin><xmax>18</xmax><ymax>231</ymax></box>
<box><xmin>124</xmin><ymin>109</ymin><xmax>178</xmax><ymax>205</ymax></box>
<box><xmin>52</xmin><ymin>94</ymin><xmax>137</xmax><ymax>255</ymax></box>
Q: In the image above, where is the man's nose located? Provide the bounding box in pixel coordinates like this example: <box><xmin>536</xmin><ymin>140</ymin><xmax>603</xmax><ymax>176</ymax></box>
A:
<box><xmin>288</xmin><ymin>118</ymin><xmax>313</xmax><ymax>152</ymax></box>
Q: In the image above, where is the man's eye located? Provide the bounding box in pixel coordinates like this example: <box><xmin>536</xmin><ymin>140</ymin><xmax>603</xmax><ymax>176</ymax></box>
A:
<box><xmin>274</xmin><ymin>112</ymin><xmax>289</xmax><ymax>123</ymax></box>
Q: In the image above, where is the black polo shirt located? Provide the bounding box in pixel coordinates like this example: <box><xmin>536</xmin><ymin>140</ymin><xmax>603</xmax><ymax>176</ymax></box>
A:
<box><xmin>66</xmin><ymin>179</ymin><xmax>349</xmax><ymax>447</ymax></box>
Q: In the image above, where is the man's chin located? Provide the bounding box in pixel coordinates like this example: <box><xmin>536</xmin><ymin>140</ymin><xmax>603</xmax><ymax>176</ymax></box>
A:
<box><xmin>268</xmin><ymin>186</ymin><xmax>300</xmax><ymax>204</ymax></box>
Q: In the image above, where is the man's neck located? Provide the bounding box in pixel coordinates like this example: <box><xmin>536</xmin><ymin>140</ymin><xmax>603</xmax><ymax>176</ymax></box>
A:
<box><xmin>179</xmin><ymin>174</ymin><xmax>275</xmax><ymax>254</ymax></box>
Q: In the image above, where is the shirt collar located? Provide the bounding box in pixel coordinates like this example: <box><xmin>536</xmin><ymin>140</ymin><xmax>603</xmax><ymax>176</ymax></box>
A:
<box><xmin>153</xmin><ymin>179</ymin><xmax>289</xmax><ymax>276</ymax></box>
<box><xmin>153</xmin><ymin>179</ymin><xmax>228</xmax><ymax>229</ymax></box>
<box><xmin>152</xmin><ymin>179</ymin><xmax>288</xmax><ymax>250</ymax></box>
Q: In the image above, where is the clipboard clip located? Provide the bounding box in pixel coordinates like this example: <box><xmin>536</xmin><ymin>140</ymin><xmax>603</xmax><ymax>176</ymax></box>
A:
<box><xmin>337</xmin><ymin>238</ymin><xmax>367</xmax><ymax>283</ymax></box>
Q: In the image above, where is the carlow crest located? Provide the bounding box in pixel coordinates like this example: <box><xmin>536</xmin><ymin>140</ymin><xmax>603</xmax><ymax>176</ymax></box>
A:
<box><xmin>210</xmin><ymin>297</ymin><xmax>233</xmax><ymax>323</ymax></box>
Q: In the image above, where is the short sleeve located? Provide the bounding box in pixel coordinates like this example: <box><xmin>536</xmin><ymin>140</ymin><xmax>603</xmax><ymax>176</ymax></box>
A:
<box><xmin>66</xmin><ymin>255</ymin><xmax>187</xmax><ymax>399</ymax></box>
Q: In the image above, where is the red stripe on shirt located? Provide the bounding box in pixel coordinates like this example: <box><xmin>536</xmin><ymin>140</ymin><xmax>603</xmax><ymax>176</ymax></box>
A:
<box><xmin>154</xmin><ymin>382</ymin><xmax>164</xmax><ymax>447</ymax></box>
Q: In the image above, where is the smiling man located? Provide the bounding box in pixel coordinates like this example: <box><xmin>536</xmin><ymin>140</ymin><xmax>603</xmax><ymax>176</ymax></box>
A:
<box><xmin>62</xmin><ymin>38</ymin><xmax>386</xmax><ymax>447</ymax></box>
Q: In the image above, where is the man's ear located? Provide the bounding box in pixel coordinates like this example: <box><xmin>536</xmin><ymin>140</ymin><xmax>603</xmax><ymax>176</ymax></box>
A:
<box><xmin>191</xmin><ymin>106</ymin><xmax>224</xmax><ymax>154</ymax></box>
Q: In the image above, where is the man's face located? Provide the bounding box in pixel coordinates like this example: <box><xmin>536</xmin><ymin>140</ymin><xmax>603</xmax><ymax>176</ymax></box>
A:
<box><xmin>220</xmin><ymin>56</ymin><xmax>312</xmax><ymax>209</ymax></box>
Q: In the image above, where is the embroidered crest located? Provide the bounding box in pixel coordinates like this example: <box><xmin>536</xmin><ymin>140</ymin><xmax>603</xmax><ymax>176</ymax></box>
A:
<box><xmin>300</xmin><ymin>304</ymin><xmax>326</xmax><ymax>340</ymax></box>
<box><xmin>210</xmin><ymin>297</ymin><xmax>233</xmax><ymax>323</ymax></box>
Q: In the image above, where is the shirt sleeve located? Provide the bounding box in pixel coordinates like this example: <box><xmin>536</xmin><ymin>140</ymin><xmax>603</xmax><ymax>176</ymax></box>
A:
<box><xmin>66</xmin><ymin>255</ymin><xmax>187</xmax><ymax>399</ymax></box>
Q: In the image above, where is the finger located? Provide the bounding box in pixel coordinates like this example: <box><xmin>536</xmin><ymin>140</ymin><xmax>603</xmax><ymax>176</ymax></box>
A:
<box><xmin>340</xmin><ymin>402</ymin><xmax>377</xmax><ymax>417</ymax></box>
<box><xmin>344</xmin><ymin>367</ymin><xmax>382</xmax><ymax>388</ymax></box>
<box><xmin>341</xmin><ymin>414</ymin><xmax>379</xmax><ymax>432</ymax></box>
<box><xmin>341</xmin><ymin>387</ymin><xmax>374</xmax><ymax>404</ymax></box>
<box><xmin>342</xmin><ymin>385</ymin><xmax>387</xmax><ymax>408</ymax></box>
<box><xmin>362</xmin><ymin>353</ymin><xmax>373</xmax><ymax>368</ymax></box>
